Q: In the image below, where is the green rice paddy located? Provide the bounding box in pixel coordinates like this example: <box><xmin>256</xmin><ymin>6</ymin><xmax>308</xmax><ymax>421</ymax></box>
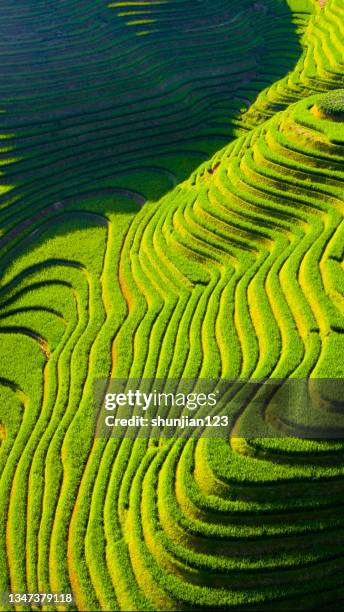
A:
<box><xmin>1</xmin><ymin>0</ymin><xmax>344</xmax><ymax>610</ymax></box>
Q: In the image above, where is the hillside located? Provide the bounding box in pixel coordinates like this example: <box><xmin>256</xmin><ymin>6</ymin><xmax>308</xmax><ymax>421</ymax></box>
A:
<box><xmin>1</xmin><ymin>0</ymin><xmax>344</xmax><ymax>611</ymax></box>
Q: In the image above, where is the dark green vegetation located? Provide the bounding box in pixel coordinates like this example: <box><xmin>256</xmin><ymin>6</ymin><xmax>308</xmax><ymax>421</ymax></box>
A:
<box><xmin>1</xmin><ymin>0</ymin><xmax>344</xmax><ymax>610</ymax></box>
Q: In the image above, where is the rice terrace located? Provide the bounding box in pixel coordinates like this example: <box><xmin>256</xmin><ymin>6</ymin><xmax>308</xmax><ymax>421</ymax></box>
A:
<box><xmin>1</xmin><ymin>0</ymin><xmax>344</xmax><ymax>609</ymax></box>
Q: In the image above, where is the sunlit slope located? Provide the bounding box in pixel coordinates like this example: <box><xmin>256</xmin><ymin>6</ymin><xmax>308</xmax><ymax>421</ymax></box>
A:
<box><xmin>242</xmin><ymin>0</ymin><xmax>344</xmax><ymax>128</ymax></box>
<box><xmin>114</xmin><ymin>94</ymin><xmax>344</xmax><ymax>381</ymax></box>
<box><xmin>1</xmin><ymin>93</ymin><xmax>344</xmax><ymax>611</ymax></box>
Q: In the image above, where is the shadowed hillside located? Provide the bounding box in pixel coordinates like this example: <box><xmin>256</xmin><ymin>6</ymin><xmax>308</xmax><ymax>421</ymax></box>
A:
<box><xmin>0</xmin><ymin>0</ymin><xmax>304</xmax><ymax>245</ymax></box>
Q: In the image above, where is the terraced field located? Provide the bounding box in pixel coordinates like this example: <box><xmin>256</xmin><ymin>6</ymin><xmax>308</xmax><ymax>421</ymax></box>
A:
<box><xmin>1</xmin><ymin>0</ymin><xmax>344</xmax><ymax>610</ymax></box>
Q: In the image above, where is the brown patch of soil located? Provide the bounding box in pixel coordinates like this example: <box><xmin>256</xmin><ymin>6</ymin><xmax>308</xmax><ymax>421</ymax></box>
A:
<box><xmin>209</xmin><ymin>162</ymin><xmax>220</xmax><ymax>175</ymax></box>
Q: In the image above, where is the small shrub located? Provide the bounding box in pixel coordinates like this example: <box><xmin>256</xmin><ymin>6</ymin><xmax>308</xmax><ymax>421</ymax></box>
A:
<box><xmin>315</xmin><ymin>90</ymin><xmax>344</xmax><ymax>119</ymax></box>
